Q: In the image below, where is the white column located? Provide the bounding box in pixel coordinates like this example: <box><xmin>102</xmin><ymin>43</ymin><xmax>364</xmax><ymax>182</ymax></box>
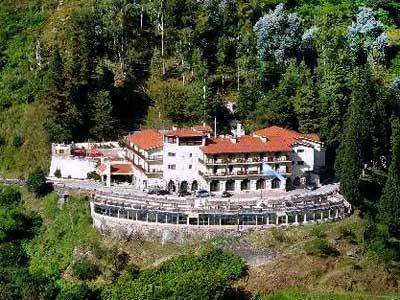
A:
<box><xmin>304</xmin><ymin>213</ymin><xmax>307</xmax><ymax>224</ymax></box>
<box><xmin>276</xmin><ymin>215</ymin><xmax>279</xmax><ymax>225</ymax></box>
<box><xmin>294</xmin><ymin>214</ymin><xmax>298</xmax><ymax>225</ymax></box>
<box><xmin>266</xmin><ymin>215</ymin><xmax>270</xmax><ymax>225</ymax></box>
<box><xmin>285</xmin><ymin>215</ymin><xmax>288</xmax><ymax>225</ymax></box>
<box><xmin>320</xmin><ymin>211</ymin><xmax>324</xmax><ymax>221</ymax></box>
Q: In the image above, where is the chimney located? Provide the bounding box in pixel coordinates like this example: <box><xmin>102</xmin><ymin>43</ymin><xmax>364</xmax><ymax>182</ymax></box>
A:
<box><xmin>230</xmin><ymin>137</ymin><xmax>237</xmax><ymax>144</ymax></box>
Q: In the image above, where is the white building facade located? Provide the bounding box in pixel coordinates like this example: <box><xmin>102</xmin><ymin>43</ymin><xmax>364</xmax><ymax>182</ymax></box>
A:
<box><xmin>120</xmin><ymin>125</ymin><xmax>325</xmax><ymax>193</ymax></box>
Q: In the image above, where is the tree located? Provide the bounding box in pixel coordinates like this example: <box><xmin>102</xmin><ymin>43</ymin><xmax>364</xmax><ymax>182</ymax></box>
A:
<box><xmin>26</xmin><ymin>168</ymin><xmax>48</xmax><ymax>197</ymax></box>
<box><xmin>347</xmin><ymin>7</ymin><xmax>389</xmax><ymax>64</ymax></box>
<box><xmin>378</xmin><ymin>118</ymin><xmax>400</xmax><ymax>231</ymax></box>
<box><xmin>253</xmin><ymin>3</ymin><xmax>302</xmax><ymax>65</ymax></box>
<box><xmin>89</xmin><ymin>90</ymin><xmax>116</xmax><ymax>140</ymax></box>
<box><xmin>292</xmin><ymin>63</ymin><xmax>319</xmax><ymax>133</ymax></box>
<box><xmin>337</xmin><ymin>68</ymin><xmax>374</xmax><ymax>208</ymax></box>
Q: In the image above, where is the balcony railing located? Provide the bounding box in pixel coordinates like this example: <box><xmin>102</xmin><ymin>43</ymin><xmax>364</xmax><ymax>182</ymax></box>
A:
<box><xmin>202</xmin><ymin>156</ymin><xmax>290</xmax><ymax>165</ymax></box>
<box><xmin>199</xmin><ymin>170</ymin><xmax>265</xmax><ymax>178</ymax></box>
<box><xmin>147</xmin><ymin>155</ymin><xmax>163</xmax><ymax>162</ymax></box>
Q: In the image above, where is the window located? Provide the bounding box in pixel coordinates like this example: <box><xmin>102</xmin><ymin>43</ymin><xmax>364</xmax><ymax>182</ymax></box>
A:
<box><xmin>297</xmin><ymin>149</ymin><xmax>304</xmax><ymax>153</ymax></box>
<box><xmin>167</xmin><ymin>137</ymin><xmax>176</xmax><ymax>143</ymax></box>
<box><xmin>189</xmin><ymin>165</ymin><xmax>192</xmax><ymax>169</ymax></box>
<box><xmin>168</xmin><ymin>152</ymin><xmax>176</xmax><ymax>157</ymax></box>
<box><xmin>297</xmin><ymin>161</ymin><xmax>304</xmax><ymax>165</ymax></box>
<box><xmin>189</xmin><ymin>153</ymin><xmax>193</xmax><ymax>157</ymax></box>
<box><xmin>168</xmin><ymin>165</ymin><xmax>176</xmax><ymax>170</ymax></box>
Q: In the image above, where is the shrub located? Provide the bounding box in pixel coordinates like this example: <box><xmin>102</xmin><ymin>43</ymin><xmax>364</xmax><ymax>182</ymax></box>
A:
<box><xmin>0</xmin><ymin>186</ymin><xmax>21</xmax><ymax>206</ymax></box>
<box><xmin>310</xmin><ymin>226</ymin><xmax>327</xmax><ymax>238</ymax></box>
<box><xmin>87</xmin><ymin>171</ymin><xmax>101</xmax><ymax>181</ymax></box>
<box><xmin>54</xmin><ymin>169</ymin><xmax>62</xmax><ymax>178</ymax></box>
<box><xmin>339</xmin><ymin>226</ymin><xmax>358</xmax><ymax>245</ymax></box>
<box><xmin>11</xmin><ymin>135</ymin><xmax>23</xmax><ymax>147</ymax></box>
<box><xmin>304</xmin><ymin>238</ymin><xmax>339</xmax><ymax>257</ymax></box>
<box><xmin>26</xmin><ymin>168</ymin><xmax>49</xmax><ymax>197</ymax></box>
<box><xmin>71</xmin><ymin>257</ymin><xmax>101</xmax><ymax>280</ymax></box>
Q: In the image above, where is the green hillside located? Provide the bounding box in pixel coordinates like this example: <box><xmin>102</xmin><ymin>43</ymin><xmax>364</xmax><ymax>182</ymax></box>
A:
<box><xmin>1</xmin><ymin>0</ymin><xmax>399</xmax><ymax>177</ymax></box>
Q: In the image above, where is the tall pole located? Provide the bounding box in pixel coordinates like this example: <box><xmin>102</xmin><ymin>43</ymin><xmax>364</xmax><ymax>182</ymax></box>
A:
<box><xmin>214</xmin><ymin>116</ymin><xmax>217</xmax><ymax>138</ymax></box>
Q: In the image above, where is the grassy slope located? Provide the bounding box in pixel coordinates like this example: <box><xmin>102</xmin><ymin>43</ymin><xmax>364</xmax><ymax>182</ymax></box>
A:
<box><xmin>0</xmin><ymin>1</ymin><xmax>57</xmax><ymax>177</ymax></box>
<box><xmin>236</xmin><ymin>214</ymin><xmax>400</xmax><ymax>298</ymax></box>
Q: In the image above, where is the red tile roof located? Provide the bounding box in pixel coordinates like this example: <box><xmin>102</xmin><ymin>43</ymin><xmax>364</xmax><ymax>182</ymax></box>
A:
<box><xmin>254</xmin><ymin>125</ymin><xmax>321</xmax><ymax>145</ymax></box>
<box><xmin>111</xmin><ymin>163</ymin><xmax>133</xmax><ymax>174</ymax></box>
<box><xmin>165</xmin><ymin>124</ymin><xmax>212</xmax><ymax>138</ymax></box>
<box><xmin>128</xmin><ymin>129</ymin><xmax>163</xmax><ymax>151</ymax></box>
<box><xmin>98</xmin><ymin>162</ymin><xmax>133</xmax><ymax>175</ymax></box>
<box><xmin>192</xmin><ymin>124</ymin><xmax>213</xmax><ymax>133</ymax></box>
<box><xmin>201</xmin><ymin>126</ymin><xmax>321</xmax><ymax>155</ymax></box>
<box><xmin>201</xmin><ymin>135</ymin><xmax>292</xmax><ymax>154</ymax></box>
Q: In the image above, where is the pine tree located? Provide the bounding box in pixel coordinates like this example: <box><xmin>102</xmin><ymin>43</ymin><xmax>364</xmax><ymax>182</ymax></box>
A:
<box><xmin>292</xmin><ymin>63</ymin><xmax>319</xmax><ymax>133</ymax></box>
<box><xmin>337</xmin><ymin>68</ymin><xmax>374</xmax><ymax>207</ymax></box>
<box><xmin>378</xmin><ymin>118</ymin><xmax>400</xmax><ymax>230</ymax></box>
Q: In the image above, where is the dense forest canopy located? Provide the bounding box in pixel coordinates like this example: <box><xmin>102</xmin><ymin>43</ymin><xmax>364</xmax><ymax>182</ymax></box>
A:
<box><xmin>0</xmin><ymin>0</ymin><xmax>399</xmax><ymax>177</ymax></box>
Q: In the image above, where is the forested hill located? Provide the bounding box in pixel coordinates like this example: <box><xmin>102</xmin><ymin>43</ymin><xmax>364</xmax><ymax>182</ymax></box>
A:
<box><xmin>0</xmin><ymin>0</ymin><xmax>400</xmax><ymax>177</ymax></box>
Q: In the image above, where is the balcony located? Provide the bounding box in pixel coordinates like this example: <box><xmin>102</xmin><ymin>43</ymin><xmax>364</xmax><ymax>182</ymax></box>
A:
<box><xmin>145</xmin><ymin>169</ymin><xmax>163</xmax><ymax>177</ymax></box>
<box><xmin>147</xmin><ymin>155</ymin><xmax>163</xmax><ymax>162</ymax></box>
<box><xmin>199</xmin><ymin>170</ymin><xmax>264</xmax><ymax>179</ymax></box>
<box><xmin>202</xmin><ymin>156</ymin><xmax>291</xmax><ymax>165</ymax></box>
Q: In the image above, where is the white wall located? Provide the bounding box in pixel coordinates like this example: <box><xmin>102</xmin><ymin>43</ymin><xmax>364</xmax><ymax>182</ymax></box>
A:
<box><xmin>49</xmin><ymin>156</ymin><xmax>97</xmax><ymax>179</ymax></box>
<box><xmin>163</xmin><ymin>138</ymin><xmax>206</xmax><ymax>190</ymax></box>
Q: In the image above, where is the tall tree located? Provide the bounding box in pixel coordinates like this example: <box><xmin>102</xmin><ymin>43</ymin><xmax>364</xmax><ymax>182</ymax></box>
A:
<box><xmin>378</xmin><ymin>118</ymin><xmax>400</xmax><ymax>231</ymax></box>
<box><xmin>337</xmin><ymin>68</ymin><xmax>374</xmax><ymax>207</ymax></box>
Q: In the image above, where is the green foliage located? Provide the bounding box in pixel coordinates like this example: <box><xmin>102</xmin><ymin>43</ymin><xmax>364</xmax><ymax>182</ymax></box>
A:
<box><xmin>26</xmin><ymin>167</ymin><xmax>48</xmax><ymax>197</ymax></box>
<box><xmin>87</xmin><ymin>171</ymin><xmax>101</xmax><ymax>181</ymax></box>
<box><xmin>54</xmin><ymin>168</ymin><xmax>61</xmax><ymax>178</ymax></box>
<box><xmin>0</xmin><ymin>185</ymin><xmax>21</xmax><ymax>206</ymax></box>
<box><xmin>28</xmin><ymin>195</ymin><xmax>102</xmax><ymax>278</ymax></box>
<box><xmin>303</xmin><ymin>237</ymin><xmax>339</xmax><ymax>257</ymax></box>
<box><xmin>378</xmin><ymin>118</ymin><xmax>400</xmax><ymax>230</ymax></box>
<box><xmin>256</xmin><ymin>287</ymin><xmax>397</xmax><ymax>300</ymax></box>
<box><xmin>71</xmin><ymin>257</ymin><xmax>101</xmax><ymax>280</ymax></box>
<box><xmin>102</xmin><ymin>246</ymin><xmax>246</xmax><ymax>300</ymax></box>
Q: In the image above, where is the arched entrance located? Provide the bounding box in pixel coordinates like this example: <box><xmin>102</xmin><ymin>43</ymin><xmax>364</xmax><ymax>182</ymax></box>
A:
<box><xmin>191</xmin><ymin>180</ymin><xmax>198</xmax><ymax>191</ymax></box>
<box><xmin>180</xmin><ymin>181</ymin><xmax>188</xmax><ymax>192</ymax></box>
<box><xmin>271</xmin><ymin>177</ymin><xmax>281</xmax><ymax>189</ymax></box>
<box><xmin>256</xmin><ymin>178</ymin><xmax>266</xmax><ymax>190</ymax></box>
<box><xmin>168</xmin><ymin>180</ymin><xmax>176</xmax><ymax>192</ymax></box>
<box><xmin>241</xmin><ymin>179</ymin><xmax>250</xmax><ymax>191</ymax></box>
<box><xmin>210</xmin><ymin>180</ymin><xmax>220</xmax><ymax>192</ymax></box>
<box><xmin>225</xmin><ymin>179</ymin><xmax>235</xmax><ymax>191</ymax></box>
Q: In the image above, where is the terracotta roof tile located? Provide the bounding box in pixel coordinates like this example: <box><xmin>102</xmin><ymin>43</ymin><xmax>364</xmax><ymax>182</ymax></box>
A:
<box><xmin>128</xmin><ymin>130</ymin><xmax>163</xmax><ymax>151</ymax></box>
<box><xmin>164</xmin><ymin>124</ymin><xmax>212</xmax><ymax>137</ymax></box>
<box><xmin>98</xmin><ymin>162</ymin><xmax>133</xmax><ymax>175</ymax></box>
<box><xmin>110</xmin><ymin>163</ymin><xmax>133</xmax><ymax>174</ymax></box>
<box><xmin>201</xmin><ymin>135</ymin><xmax>292</xmax><ymax>154</ymax></box>
<box><xmin>254</xmin><ymin>125</ymin><xmax>321</xmax><ymax>145</ymax></box>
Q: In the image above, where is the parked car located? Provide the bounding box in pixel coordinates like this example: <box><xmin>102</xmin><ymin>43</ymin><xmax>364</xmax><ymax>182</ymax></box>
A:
<box><xmin>157</xmin><ymin>190</ymin><xmax>170</xmax><ymax>196</ymax></box>
<box><xmin>147</xmin><ymin>188</ymin><xmax>160</xmax><ymax>195</ymax></box>
<box><xmin>221</xmin><ymin>191</ymin><xmax>232</xmax><ymax>198</ymax></box>
<box><xmin>196</xmin><ymin>189</ymin><xmax>210</xmax><ymax>198</ymax></box>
